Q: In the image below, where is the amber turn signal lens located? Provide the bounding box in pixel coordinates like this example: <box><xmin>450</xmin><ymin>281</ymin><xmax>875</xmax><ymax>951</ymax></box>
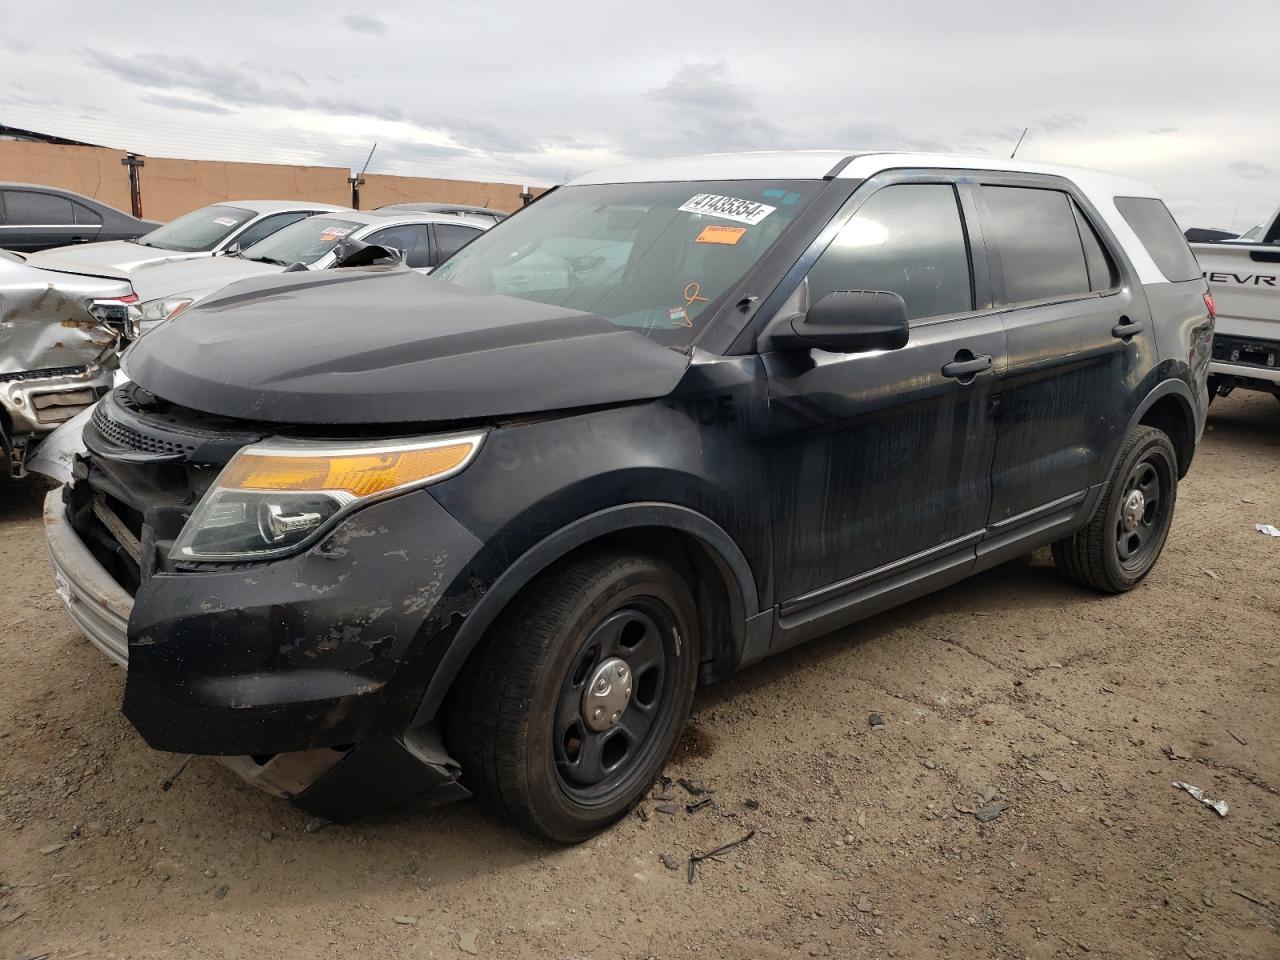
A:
<box><xmin>220</xmin><ymin>442</ymin><xmax>477</xmax><ymax>498</ymax></box>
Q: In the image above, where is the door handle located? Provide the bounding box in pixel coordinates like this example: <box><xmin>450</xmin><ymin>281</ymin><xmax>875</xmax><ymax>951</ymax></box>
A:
<box><xmin>1112</xmin><ymin>316</ymin><xmax>1144</xmax><ymax>339</ymax></box>
<box><xmin>942</xmin><ymin>353</ymin><xmax>993</xmax><ymax>380</ymax></box>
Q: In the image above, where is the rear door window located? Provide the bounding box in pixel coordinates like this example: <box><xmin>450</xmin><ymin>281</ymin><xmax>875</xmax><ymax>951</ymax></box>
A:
<box><xmin>72</xmin><ymin>202</ymin><xmax>103</xmax><ymax>226</ymax></box>
<box><xmin>1114</xmin><ymin>196</ymin><xmax>1202</xmax><ymax>282</ymax></box>
<box><xmin>806</xmin><ymin>183</ymin><xmax>974</xmax><ymax>321</ymax></box>
<box><xmin>433</xmin><ymin>223</ymin><xmax>483</xmax><ymax>264</ymax></box>
<box><xmin>980</xmin><ymin>186</ymin><xmax>1092</xmax><ymax>304</ymax></box>
<box><xmin>365</xmin><ymin>224</ymin><xmax>432</xmax><ymax>268</ymax></box>
<box><xmin>3</xmin><ymin>190</ymin><xmax>75</xmax><ymax>225</ymax></box>
<box><xmin>1071</xmin><ymin>202</ymin><xmax>1116</xmax><ymax>292</ymax></box>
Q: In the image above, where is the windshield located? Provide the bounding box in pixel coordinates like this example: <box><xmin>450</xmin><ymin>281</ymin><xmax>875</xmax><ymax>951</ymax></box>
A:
<box><xmin>432</xmin><ymin>180</ymin><xmax>824</xmax><ymax>348</ymax></box>
<box><xmin>238</xmin><ymin>216</ymin><xmax>362</xmax><ymax>266</ymax></box>
<box><xmin>138</xmin><ymin>205</ymin><xmax>255</xmax><ymax>252</ymax></box>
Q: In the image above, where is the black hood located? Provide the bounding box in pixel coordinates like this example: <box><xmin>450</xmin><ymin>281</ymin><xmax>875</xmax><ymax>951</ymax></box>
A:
<box><xmin>126</xmin><ymin>267</ymin><xmax>691</xmax><ymax>426</ymax></box>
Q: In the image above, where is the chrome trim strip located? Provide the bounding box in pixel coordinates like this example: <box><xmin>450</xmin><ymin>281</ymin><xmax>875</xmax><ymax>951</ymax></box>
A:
<box><xmin>43</xmin><ymin>487</ymin><xmax>132</xmax><ymax>667</ymax></box>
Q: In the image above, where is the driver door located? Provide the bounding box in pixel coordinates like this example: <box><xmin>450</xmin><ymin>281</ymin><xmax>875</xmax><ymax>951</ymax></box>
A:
<box><xmin>761</xmin><ymin>179</ymin><xmax>1006</xmax><ymax>645</ymax></box>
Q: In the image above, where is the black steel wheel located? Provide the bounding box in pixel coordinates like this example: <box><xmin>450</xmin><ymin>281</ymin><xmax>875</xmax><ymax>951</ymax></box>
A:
<box><xmin>1052</xmin><ymin>425</ymin><xmax>1179</xmax><ymax>593</ymax></box>
<box><xmin>1113</xmin><ymin>456</ymin><xmax>1170</xmax><ymax>572</ymax></box>
<box><xmin>553</xmin><ymin>603</ymin><xmax>680</xmax><ymax>803</ymax></box>
<box><xmin>448</xmin><ymin>551</ymin><xmax>699</xmax><ymax>843</ymax></box>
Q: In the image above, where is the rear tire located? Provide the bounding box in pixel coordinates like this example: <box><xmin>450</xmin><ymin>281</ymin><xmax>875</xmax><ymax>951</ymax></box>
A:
<box><xmin>447</xmin><ymin>551</ymin><xmax>699</xmax><ymax>843</ymax></box>
<box><xmin>1052</xmin><ymin>426</ymin><xmax>1178</xmax><ymax>593</ymax></box>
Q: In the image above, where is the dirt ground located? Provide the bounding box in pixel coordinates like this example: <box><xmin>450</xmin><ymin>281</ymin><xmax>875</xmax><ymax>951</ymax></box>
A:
<box><xmin>1</xmin><ymin>392</ymin><xmax>1276</xmax><ymax>960</ymax></box>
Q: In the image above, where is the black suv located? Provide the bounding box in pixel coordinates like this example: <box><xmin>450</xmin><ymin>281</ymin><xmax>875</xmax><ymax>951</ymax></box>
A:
<box><xmin>46</xmin><ymin>153</ymin><xmax>1214</xmax><ymax>842</ymax></box>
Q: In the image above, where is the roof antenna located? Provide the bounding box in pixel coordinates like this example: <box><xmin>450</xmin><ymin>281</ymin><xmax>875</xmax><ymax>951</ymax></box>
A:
<box><xmin>349</xmin><ymin>142</ymin><xmax>378</xmax><ymax>210</ymax></box>
<box><xmin>1009</xmin><ymin>126</ymin><xmax>1029</xmax><ymax>159</ymax></box>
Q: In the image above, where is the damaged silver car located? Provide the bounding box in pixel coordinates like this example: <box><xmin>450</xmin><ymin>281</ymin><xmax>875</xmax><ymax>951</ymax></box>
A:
<box><xmin>0</xmin><ymin>250</ymin><xmax>137</xmax><ymax>477</ymax></box>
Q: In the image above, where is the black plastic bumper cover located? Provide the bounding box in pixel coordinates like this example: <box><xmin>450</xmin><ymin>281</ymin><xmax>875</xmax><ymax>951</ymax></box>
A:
<box><xmin>123</xmin><ymin>490</ymin><xmax>501</xmax><ymax>756</ymax></box>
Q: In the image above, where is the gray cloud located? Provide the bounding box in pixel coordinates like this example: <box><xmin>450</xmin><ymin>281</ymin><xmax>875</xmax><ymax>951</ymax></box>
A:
<box><xmin>140</xmin><ymin>93</ymin><xmax>236</xmax><ymax>116</ymax></box>
<box><xmin>81</xmin><ymin>49</ymin><xmax>404</xmax><ymax>122</ymax></box>
<box><xmin>640</xmin><ymin>61</ymin><xmax>782</xmax><ymax>156</ymax></box>
<box><xmin>1036</xmin><ymin>113</ymin><xmax>1087</xmax><ymax>134</ymax></box>
<box><xmin>340</xmin><ymin>13</ymin><xmax>387</xmax><ymax>35</ymax></box>
<box><xmin>1228</xmin><ymin>160</ymin><xmax>1273</xmax><ymax>181</ymax></box>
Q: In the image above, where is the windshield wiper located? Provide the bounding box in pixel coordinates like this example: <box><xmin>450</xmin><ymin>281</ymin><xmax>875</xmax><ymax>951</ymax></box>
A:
<box><xmin>245</xmin><ymin>255</ymin><xmax>288</xmax><ymax>266</ymax></box>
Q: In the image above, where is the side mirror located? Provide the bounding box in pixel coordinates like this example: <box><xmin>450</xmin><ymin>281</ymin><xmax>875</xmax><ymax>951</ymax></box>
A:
<box><xmin>766</xmin><ymin>290</ymin><xmax>910</xmax><ymax>353</ymax></box>
<box><xmin>222</xmin><ymin>242</ymin><xmax>241</xmax><ymax>256</ymax></box>
<box><xmin>330</xmin><ymin>237</ymin><xmax>405</xmax><ymax>269</ymax></box>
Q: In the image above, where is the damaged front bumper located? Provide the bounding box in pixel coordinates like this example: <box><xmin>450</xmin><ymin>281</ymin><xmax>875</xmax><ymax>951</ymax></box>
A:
<box><xmin>44</xmin><ymin>485</ymin><xmax>480</xmax><ymax>821</ymax></box>
<box><xmin>2</xmin><ymin>365</ymin><xmax>114</xmax><ymax>477</ymax></box>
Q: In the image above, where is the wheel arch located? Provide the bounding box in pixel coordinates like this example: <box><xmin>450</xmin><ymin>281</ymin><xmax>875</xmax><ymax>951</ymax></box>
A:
<box><xmin>1131</xmin><ymin>379</ymin><xmax>1198</xmax><ymax>478</ymax></box>
<box><xmin>410</xmin><ymin>502</ymin><xmax>760</xmax><ymax>728</ymax></box>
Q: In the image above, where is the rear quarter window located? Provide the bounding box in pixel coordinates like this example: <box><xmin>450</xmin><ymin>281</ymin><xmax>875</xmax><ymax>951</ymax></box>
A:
<box><xmin>1114</xmin><ymin>197</ymin><xmax>1201</xmax><ymax>282</ymax></box>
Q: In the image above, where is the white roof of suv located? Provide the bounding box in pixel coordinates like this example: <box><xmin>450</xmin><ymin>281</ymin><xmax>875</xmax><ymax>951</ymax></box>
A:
<box><xmin>569</xmin><ymin>151</ymin><xmax>1170</xmax><ymax>286</ymax></box>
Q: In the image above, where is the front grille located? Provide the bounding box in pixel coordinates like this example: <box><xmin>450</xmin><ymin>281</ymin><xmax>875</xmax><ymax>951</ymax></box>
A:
<box><xmin>90</xmin><ymin>403</ymin><xmax>197</xmax><ymax>458</ymax></box>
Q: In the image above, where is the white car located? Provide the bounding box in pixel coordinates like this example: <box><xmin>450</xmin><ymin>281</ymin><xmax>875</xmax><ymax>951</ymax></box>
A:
<box><xmin>128</xmin><ymin>209</ymin><xmax>492</xmax><ymax>327</ymax></box>
<box><xmin>20</xmin><ymin>200</ymin><xmax>348</xmax><ymax>274</ymax></box>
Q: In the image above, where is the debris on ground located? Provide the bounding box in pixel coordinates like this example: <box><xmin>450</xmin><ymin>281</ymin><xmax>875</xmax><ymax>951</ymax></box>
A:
<box><xmin>38</xmin><ymin>842</ymin><xmax>65</xmax><ymax>855</ymax></box>
<box><xmin>868</xmin><ymin>712</ymin><xmax>886</xmax><ymax>728</ymax></box>
<box><xmin>659</xmin><ymin>852</ymin><xmax>680</xmax><ymax>870</ymax></box>
<box><xmin>678</xmin><ymin>778</ymin><xmax>711</xmax><ymax>796</ymax></box>
<box><xmin>1254</xmin><ymin>523</ymin><xmax>1280</xmax><ymax>537</ymax></box>
<box><xmin>636</xmin><ymin>805</ymin><xmax>649</xmax><ymax>822</ymax></box>
<box><xmin>160</xmin><ymin>755</ymin><xmax>193</xmax><ymax>792</ymax></box>
<box><xmin>393</xmin><ymin>915</ymin><xmax>418</xmax><ymax>925</ymax></box>
<box><xmin>302</xmin><ymin>818</ymin><xmax>328</xmax><ymax>834</ymax></box>
<box><xmin>457</xmin><ymin>929</ymin><xmax>479</xmax><ymax>955</ymax></box>
<box><xmin>1172</xmin><ymin>781</ymin><xmax>1228</xmax><ymax>817</ymax></box>
<box><xmin>1228</xmin><ymin>730</ymin><xmax>1249</xmax><ymax>746</ymax></box>
<box><xmin>654</xmin><ymin>803</ymin><xmax>679</xmax><ymax>816</ymax></box>
<box><xmin>856</xmin><ymin>896</ymin><xmax>873</xmax><ymax>913</ymax></box>
<box><xmin>1202</xmin><ymin>569</ymin><xmax>1219</xmax><ymax>580</ymax></box>
<box><xmin>686</xmin><ymin>797</ymin><xmax>714</xmax><ymax>815</ymax></box>
<box><xmin>922</xmin><ymin>759</ymin><xmax>936</xmax><ymax>770</ymax></box>
<box><xmin>974</xmin><ymin>801</ymin><xmax>1008</xmax><ymax>823</ymax></box>
<box><xmin>687</xmin><ymin>831</ymin><xmax>755</xmax><ymax>884</ymax></box>
<box><xmin>743</xmin><ymin>798</ymin><xmax>759</xmax><ymax>810</ymax></box>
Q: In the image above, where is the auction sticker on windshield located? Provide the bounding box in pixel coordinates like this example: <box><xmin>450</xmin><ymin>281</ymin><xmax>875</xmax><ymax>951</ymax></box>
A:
<box><xmin>679</xmin><ymin>194</ymin><xmax>776</xmax><ymax>225</ymax></box>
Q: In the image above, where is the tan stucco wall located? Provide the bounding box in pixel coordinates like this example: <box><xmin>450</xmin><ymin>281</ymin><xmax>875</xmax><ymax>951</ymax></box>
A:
<box><xmin>0</xmin><ymin>142</ymin><xmax>134</xmax><ymax>212</ymax></box>
<box><xmin>138</xmin><ymin>157</ymin><xmax>351</xmax><ymax>220</ymax></box>
<box><xmin>0</xmin><ymin>141</ymin><xmax>546</xmax><ymax>221</ymax></box>
<box><xmin>359</xmin><ymin>174</ymin><xmax>545</xmax><ymax>213</ymax></box>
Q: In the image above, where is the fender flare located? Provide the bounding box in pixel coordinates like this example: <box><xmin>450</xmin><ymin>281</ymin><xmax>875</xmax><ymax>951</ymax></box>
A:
<box><xmin>1122</xmin><ymin>376</ymin><xmax>1200</xmax><ymax>475</ymax></box>
<box><xmin>410</xmin><ymin>501</ymin><xmax>760</xmax><ymax>727</ymax></box>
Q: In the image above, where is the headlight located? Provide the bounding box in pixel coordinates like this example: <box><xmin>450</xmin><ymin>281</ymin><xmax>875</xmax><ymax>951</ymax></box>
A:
<box><xmin>170</xmin><ymin>432</ymin><xmax>485</xmax><ymax>561</ymax></box>
<box><xmin>137</xmin><ymin>297</ymin><xmax>194</xmax><ymax>323</ymax></box>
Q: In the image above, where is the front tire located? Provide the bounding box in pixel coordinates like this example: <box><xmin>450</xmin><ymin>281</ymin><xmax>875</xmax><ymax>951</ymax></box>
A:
<box><xmin>448</xmin><ymin>551</ymin><xmax>699</xmax><ymax>843</ymax></box>
<box><xmin>1052</xmin><ymin>425</ymin><xmax>1178</xmax><ymax>593</ymax></box>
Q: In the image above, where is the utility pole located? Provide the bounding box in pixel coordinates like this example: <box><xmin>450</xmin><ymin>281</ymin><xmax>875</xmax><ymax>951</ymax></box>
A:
<box><xmin>349</xmin><ymin>142</ymin><xmax>377</xmax><ymax>210</ymax></box>
<box><xmin>121</xmin><ymin>153</ymin><xmax>145</xmax><ymax>218</ymax></box>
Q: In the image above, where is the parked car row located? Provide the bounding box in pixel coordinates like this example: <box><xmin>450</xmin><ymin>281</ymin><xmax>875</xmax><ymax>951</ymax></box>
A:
<box><xmin>0</xmin><ymin>192</ymin><xmax>494</xmax><ymax>476</ymax></box>
<box><xmin>36</xmin><ymin>150</ymin><xmax>1214</xmax><ymax>843</ymax></box>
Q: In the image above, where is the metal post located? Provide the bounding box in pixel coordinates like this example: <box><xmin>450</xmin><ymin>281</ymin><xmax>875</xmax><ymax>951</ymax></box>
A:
<box><xmin>120</xmin><ymin>153</ymin><xmax>145</xmax><ymax>218</ymax></box>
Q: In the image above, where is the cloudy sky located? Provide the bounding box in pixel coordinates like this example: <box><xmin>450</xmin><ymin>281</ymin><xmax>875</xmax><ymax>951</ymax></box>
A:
<box><xmin>2</xmin><ymin>0</ymin><xmax>1277</xmax><ymax>229</ymax></box>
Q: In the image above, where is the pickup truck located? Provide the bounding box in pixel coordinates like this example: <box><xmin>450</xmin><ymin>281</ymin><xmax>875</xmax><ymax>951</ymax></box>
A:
<box><xmin>1192</xmin><ymin>204</ymin><xmax>1280</xmax><ymax>400</ymax></box>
